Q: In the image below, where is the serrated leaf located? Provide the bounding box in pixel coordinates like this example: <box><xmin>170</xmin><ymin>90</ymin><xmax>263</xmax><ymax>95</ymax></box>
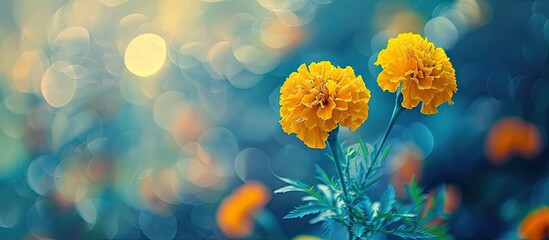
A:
<box><xmin>316</xmin><ymin>184</ymin><xmax>333</xmax><ymax>201</ymax></box>
<box><xmin>310</xmin><ymin>210</ymin><xmax>337</xmax><ymax>224</ymax></box>
<box><xmin>284</xmin><ymin>204</ymin><xmax>326</xmax><ymax>219</ymax></box>
<box><xmin>381</xmin><ymin>185</ymin><xmax>396</xmax><ymax>214</ymax></box>
<box><xmin>355</xmin><ymin>196</ymin><xmax>373</xmax><ymax>220</ymax></box>
<box><xmin>274</xmin><ymin>185</ymin><xmax>305</xmax><ymax>194</ymax></box>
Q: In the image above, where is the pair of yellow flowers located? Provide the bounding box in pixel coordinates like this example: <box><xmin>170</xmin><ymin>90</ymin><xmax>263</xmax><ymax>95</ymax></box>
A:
<box><xmin>279</xmin><ymin>33</ymin><xmax>458</xmax><ymax>149</ymax></box>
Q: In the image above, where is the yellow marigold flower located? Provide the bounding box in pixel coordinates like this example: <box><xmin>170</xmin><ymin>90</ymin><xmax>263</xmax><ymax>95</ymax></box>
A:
<box><xmin>216</xmin><ymin>181</ymin><xmax>271</xmax><ymax>238</ymax></box>
<box><xmin>375</xmin><ymin>33</ymin><xmax>457</xmax><ymax>114</ymax></box>
<box><xmin>279</xmin><ymin>61</ymin><xmax>371</xmax><ymax>149</ymax></box>
<box><xmin>518</xmin><ymin>206</ymin><xmax>549</xmax><ymax>240</ymax></box>
<box><xmin>292</xmin><ymin>235</ymin><xmax>323</xmax><ymax>240</ymax></box>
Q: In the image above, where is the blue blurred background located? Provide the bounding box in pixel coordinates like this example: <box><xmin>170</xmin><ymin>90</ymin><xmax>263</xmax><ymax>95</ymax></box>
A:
<box><xmin>0</xmin><ymin>0</ymin><xmax>547</xmax><ymax>239</ymax></box>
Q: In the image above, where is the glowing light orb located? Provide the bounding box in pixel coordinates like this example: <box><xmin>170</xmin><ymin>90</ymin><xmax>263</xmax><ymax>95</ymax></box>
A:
<box><xmin>124</xmin><ymin>33</ymin><xmax>167</xmax><ymax>77</ymax></box>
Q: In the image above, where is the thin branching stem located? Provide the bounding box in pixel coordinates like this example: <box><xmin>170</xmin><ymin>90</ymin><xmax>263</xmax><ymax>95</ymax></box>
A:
<box><xmin>327</xmin><ymin>127</ymin><xmax>354</xmax><ymax>240</ymax></box>
<box><xmin>370</xmin><ymin>90</ymin><xmax>404</xmax><ymax>172</ymax></box>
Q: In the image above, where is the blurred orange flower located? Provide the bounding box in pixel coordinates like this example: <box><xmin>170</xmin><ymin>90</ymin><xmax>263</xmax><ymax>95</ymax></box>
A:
<box><xmin>390</xmin><ymin>143</ymin><xmax>423</xmax><ymax>198</ymax></box>
<box><xmin>518</xmin><ymin>206</ymin><xmax>549</xmax><ymax>240</ymax></box>
<box><xmin>216</xmin><ymin>181</ymin><xmax>271</xmax><ymax>238</ymax></box>
<box><xmin>279</xmin><ymin>61</ymin><xmax>371</xmax><ymax>149</ymax></box>
<box><xmin>424</xmin><ymin>185</ymin><xmax>462</xmax><ymax>213</ymax></box>
<box><xmin>375</xmin><ymin>33</ymin><xmax>457</xmax><ymax>114</ymax></box>
<box><xmin>423</xmin><ymin>185</ymin><xmax>462</xmax><ymax>226</ymax></box>
<box><xmin>485</xmin><ymin>117</ymin><xmax>542</xmax><ymax>165</ymax></box>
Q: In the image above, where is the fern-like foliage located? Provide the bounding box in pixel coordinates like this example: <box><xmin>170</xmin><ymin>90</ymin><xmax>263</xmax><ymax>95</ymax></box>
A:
<box><xmin>275</xmin><ymin>139</ymin><xmax>453</xmax><ymax>240</ymax></box>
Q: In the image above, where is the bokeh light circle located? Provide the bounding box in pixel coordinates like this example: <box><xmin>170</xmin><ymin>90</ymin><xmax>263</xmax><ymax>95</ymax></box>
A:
<box><xmin>51</xmin><ymin>26</ymin><xmax>91</xmax><ymax>64</ymax></box>
<box><xmin>40</xmin><ymin>61</ymin><xmax>78</xmax><ymax>108</ymax></box>
<box><xmin>76</xmin><ymin>198</ymin><xmax>98</xmax><ymax>228</ymax></box>
<box><xmin>311</xmin><ymin>0</ymin><xmax>336</xmax><ymax>5</ymax></box>
<box><xmin>27</xmin><ymin>155</ymin><xmax>57</xmax><ymax>196</ymax></box>
<box><xmin>12</xmin><ymin>51</ymin><xmax>49</xmax><ymax>93</ymax></box>
<box><xmin>234</xmin><ymin>148</ymin><xmax>271</xmax><ymax>181</ymax></box>
<box><xmin>124</xmin><ymin>33</ymin><xmax>167</xmax><ymax>77</ymax></box>
<box><xmin>424</xmin><ymin>16</ymin><xmax>459</xmax><ymax>49</ymax></box>
<box><xmin>138</xmin><ymin>211</ymin><xmax>177</xmax><ymax>240</ymax></box>
<box><xmin>98</xmin><ymin>0</ymin><xmax>128</xmax><ymax>7</ymax></box>
<box><xmin>27</xmin><ymin>200</ymin><xmax>53</xmax><ymax>238</ymax></box>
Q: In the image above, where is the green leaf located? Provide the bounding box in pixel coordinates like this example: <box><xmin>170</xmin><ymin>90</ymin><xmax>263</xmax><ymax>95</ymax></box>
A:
<box><xmin>423</xmin><ymin>224</ymin><xmax>454</xmax><ymax>240</ymax></box>
<box><xmin>405</xmin><ymin>177</ymin><xmax>421</xmax><ymax>202</ymax></box>
<box><xmin>379</xmin><ymin>145</ymin><xmax>392</xmax><ymax>165</ymax></box>
<box><xmin>380</xmin><ymin>185</ymin><xmax>396</xmax><ymax>214</ymax></box>
<box><xmin>358</xmin><ymin>138</ymin><xmax>369</xmax><ymax>159</ymax></box>
<box><xmin>347</xmin><ymin>147</ymin><xmax>358</xmax><ymax>160</ymax></box>
<box><xmin>292</xmin><ymin>186</ymin><xmax>330</xmax><ymax>205</ymax></box>
<box><xmin>284</xmin><ymin>204</ymin><xmax>326</xmax><ymax>219</ymax></box>
<box><xmin>362</xmin><ymin>174</ymin><xmax>383</xmax><ymax>190</ymax></box>
<box><xmin>325</xmin><ymin>153</ymin><xmax>335</xmax><ymax>163</ymax></box>
<box><xmin>315</xmin><ymin>165</ymin><xmax>334</xmax><ymax>187</ymax></box>
<box><xmin>275</xmin><ymin>175</ymin><xmax>309</xmax><ymax>188</ymax></box>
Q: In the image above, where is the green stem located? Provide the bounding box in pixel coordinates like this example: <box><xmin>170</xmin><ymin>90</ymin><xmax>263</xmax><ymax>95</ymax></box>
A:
<box><xmin>327</xmin><ymin>127</ymin><xmax>354</xmax><ymax>240</ymax></box>
<box><xmin>372</xmin><ymin>90</ymin><xmax>404</xmax><ymax>164</ymax></box>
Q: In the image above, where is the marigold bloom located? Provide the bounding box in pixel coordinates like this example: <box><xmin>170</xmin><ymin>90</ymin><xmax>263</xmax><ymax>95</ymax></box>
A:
<box><xmin>375</xmin><ymin>33</ymin><xmax>457</xmax><ymax>114</ymax></box>
<box><xmin>485</xmin><ymin>117</ymin><xmax>542</xmax><ymax>165</ymax></box>
<box><xmin>279</xmin><ymin>61</ymin><xmax>371</xmax><ymax>149</ymax></box>
<box><xmin>216</xmin><ymin>181</ymin><xmax>271</xmax><ymax>238</ymax></box>
<box><xmin>518</xmin><ymin>206</ymin><xmax>549</xmax><ymax>240</ymax></box>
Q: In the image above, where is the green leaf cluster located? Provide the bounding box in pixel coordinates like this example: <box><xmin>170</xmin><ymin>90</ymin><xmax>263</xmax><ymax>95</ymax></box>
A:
<box><xmin>275</xmin><ymin>139</ymin><xmax>453</xmax><ymax>239</ymax></box>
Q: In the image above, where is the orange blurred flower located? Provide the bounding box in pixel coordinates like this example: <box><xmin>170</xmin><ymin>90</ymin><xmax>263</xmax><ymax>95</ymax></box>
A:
<box><xmin>279</xmin><ymin>61</ymin><xmax>371</xmax><ymax>149</ymax></box>
<box><xmin>423</xmin><ymin>185</ymin><xmax>462</xmax><ymax>226</ymax></box>
<box><xmin>375</xmin><ymin>33</ymin><xmax>457</xmax><ymax>114</ymax></box>
<box><xmin>485</xmin><ymin>117</ymin><xmax>542</xmax><ymax>165</ymax></box>
<box><xmin>518</xmin><ymin>206</ymin><xmax>549</xmax><ymax>240</ymax></box>
<box><xmin>390</xmin><ymin>143</ymin><xmax>423</xmax><ymax>198</ymax></box>
<box><xmin>216</xmin><ymin>181</ymin><xmax>271</xmax><ymax>238</ymax></box>
<box><xmin>424</xmin><ymin>185</ymin><xmax>462</xmax><ymax>213</ymax></box>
